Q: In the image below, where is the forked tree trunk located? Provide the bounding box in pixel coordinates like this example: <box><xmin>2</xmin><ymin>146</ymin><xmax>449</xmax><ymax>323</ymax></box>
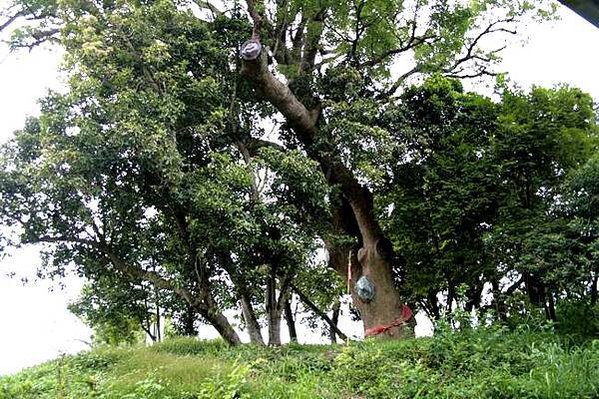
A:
<box><xmin>266</xmin><ymin>275</ymin><xmax>290</xmax><ymax>346</ymax></box>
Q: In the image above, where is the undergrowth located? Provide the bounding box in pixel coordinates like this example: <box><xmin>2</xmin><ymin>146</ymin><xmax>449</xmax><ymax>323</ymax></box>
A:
<box><xmin>1</xmin><ymin>324</ymin><xmax>597</xmax><ymax>398</ymax></box>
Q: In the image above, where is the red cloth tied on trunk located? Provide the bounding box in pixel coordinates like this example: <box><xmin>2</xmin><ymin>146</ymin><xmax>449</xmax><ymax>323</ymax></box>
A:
<box><xmin>364</xmin><ymin>304</ymin><xmax>413</xmax><ymax>337</ymax></box>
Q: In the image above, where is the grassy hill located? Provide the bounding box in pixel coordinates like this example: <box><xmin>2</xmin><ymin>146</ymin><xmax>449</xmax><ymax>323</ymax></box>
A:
<box><xmin>1</xmin><ymin>324</ymin><xmax>597</xmax><ymax>399</ymax></box>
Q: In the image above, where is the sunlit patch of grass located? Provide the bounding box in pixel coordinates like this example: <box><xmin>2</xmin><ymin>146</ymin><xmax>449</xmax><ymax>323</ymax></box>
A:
<box><xmin>99</xmin><ymin>347</ymin><xmax>233</xmax><ymax>397</ymax></box>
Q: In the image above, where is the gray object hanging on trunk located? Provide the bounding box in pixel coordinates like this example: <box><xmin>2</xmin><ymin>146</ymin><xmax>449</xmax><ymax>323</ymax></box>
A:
<box><xmin>355</xmin><ymin>276</ymin><xmax>375</xmax><ymax>302</ymax></box>
<box><xmin>240</xmin><ymin>40</ymin><xmax>262</xmax><ymax>61</ymax></box>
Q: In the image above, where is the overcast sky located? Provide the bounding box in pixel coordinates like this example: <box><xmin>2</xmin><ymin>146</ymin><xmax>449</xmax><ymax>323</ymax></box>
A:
<box><xmin>1</xmin><ymin>3</ymin><xmax>599</xmax><ymax>376</ymax></box>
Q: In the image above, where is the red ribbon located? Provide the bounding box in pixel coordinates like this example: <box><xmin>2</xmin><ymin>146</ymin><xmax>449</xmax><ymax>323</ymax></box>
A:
<box><xmin>364</xmin><ymin>304</ymin><xmax>414</xmax><ymax>337</ymax></box>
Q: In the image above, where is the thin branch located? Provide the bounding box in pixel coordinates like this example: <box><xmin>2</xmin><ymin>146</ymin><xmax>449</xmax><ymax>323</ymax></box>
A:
<box><xmin>246</xmin><ymin>137</ymin><xmax>286</xmax><ymax>154</ymax></box>
<box><xmin>192</xmin><ymin>0</ymin><xmax>223</xmax><ymax>17</ymax></box>
<box><xmin>358</xmin><ymin>35</ymin><xmax>435</xmax><ymax>68</ymax></box>
<box><xmin>10</xmin><ymin>28</ymin><xmax>60</xmax><ymax>51</ymax></box>
<box><xmin>0</xmin><ymin>10</ymin><xmax>24</xmax><ymax>32</ymax></box>
<box><xmin>379</xmin><ymin>64</ymin><xmax>422</xmax><ymax>99</ymax></box>
<box><xmin>445</xmin><ymin>69</ymin><xmax>497</xmax><ymax>79</ymax></box>
<box><xmin>291</xmin><ymin>283</ymin><xmax>348</xmax><ymax>341</ymax></box>
<box><xmin>443</xmin><ymin>17</ymin><xmax>516</xmax><ymax>76</ymax></box>
<box><xmin>246</xmin><ymin>0</ymin><xmax>264</xmax><ymax>40</ymax></box>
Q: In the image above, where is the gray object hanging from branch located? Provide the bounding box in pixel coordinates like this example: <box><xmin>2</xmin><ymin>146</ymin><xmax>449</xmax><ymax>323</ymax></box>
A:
<box><xmin>355</xmin><ymin>276</ymin><xmax>375</xmax><ymax>302</ymax></box>
<box><xmin>241</xmin><ymin>40</ymin><xmax>262</xmax><ymax>61</ymax></box>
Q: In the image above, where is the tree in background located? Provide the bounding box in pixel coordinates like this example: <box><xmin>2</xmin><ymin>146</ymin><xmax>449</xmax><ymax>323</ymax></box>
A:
<box><xmin>379</xmin><ymin>77</ymin><xmax>597</xmax><ymax>327</ymax></box>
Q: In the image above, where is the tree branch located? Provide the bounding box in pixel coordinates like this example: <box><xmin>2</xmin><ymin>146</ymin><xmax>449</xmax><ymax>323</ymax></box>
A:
<box><xmin>247</xmin><ymin>0</ymin><xmax>265</xmax><ymax>40</ymax></box>
<box><xmin>291</xmin><ymin>283</ymin><xmax>348</xmax><ymax>341</ymax></box>
<box><xmin>443</xmin><ymin>18</ymin><xmax>516</xmax><ymax>77</ymax></box>
<box><xmin>0</xmin><ymin>10</ymin><xmax>24</xmax><ymax>32</ymax></box>
<box><xmin>242</xmin><ymin>49</ymin><xmax>384</xmax><ymax>244</ymax></box>
<box><xmin>34</xmin><ymin>235</ymin><xmax>209</xmax><ymax>312</ymax></box>
<box><xmin>192</xmin><ymin>0</ymin><xmax>223</xmax><ymax>17</ymax></box>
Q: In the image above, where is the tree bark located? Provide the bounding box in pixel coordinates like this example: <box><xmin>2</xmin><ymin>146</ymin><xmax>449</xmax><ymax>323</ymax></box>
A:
<box><xmin>284</xmin><ymin>298</ymin><xmax>298</xmax><ymax>343</ymax></box>
<box><xmin>266</xmin><ymin>267</ymin><xmax>281</xmax><ymax>346</ymax></box>
<box><xmin>240</xmin><ymin>294</ymin><xmax>265</xmax><ymax>345</ymax></box>
<box><xmin>353</xmin><ymin>240</ymin><xmax>412</xmax><ymax>338</ymax></box>
<box><xmin>241</xmin><ymin>44</ymin><xmax>412</xmax><ymax>339</ymax></box>
<box><xmin>204</xmin><ymin>310</ymin><xmax>242</xmax><ymax>345</ymax></box>
<box><xmin>329</xmin><ymin>301</ymin><xmax>341</xmax><ymax>343</ymax></box>
<box><xmin>267</xmin><ymin>310</ymin><xmax>282</xmax><ymax>346</ymax></box>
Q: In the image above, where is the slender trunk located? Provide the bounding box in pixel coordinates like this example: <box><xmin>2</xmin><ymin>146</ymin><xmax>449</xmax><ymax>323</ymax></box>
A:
<box><xmin>142</xmin><ymin>297</ymin><xmax>157</xmax><ymax>342</ymax></box>
<box><xmin>141</xmin><ymin>323</ymin><xmax>156</xmax><ymax>343</ymax></box>
<box><xmin>204</xmin><ymin>310</ymin><xmax>242</xmax><ymax>345</ymax></box>
<box><xmin>547</xmin><ymin>291</ymin><xmax>557</xmax><ymax>321</ymax></box>
<box><xmin>155</xmin><ymin>305</ymin><xmax>161</xmax><ymax>342</ymax></box>
<box><xmin>284</xmin><ymin>298</ymin><xmax>297</xmax><ymax>343</ymax></box>
<box><xmin>447</xmin><ymin>283</ymin><xmax>455</xmax><ymax>314</ymax></box>
<box><xmin>590</xmin><ymin>273</ymin><xmax>598</xmax><ymax>306</ymax></box>
<box><xmin>427</xmin><ymin>290</ymin><xmax>441</xmax><ymax>320</ymax></box>
<box><xmin>491</xmin><ymin>279</ymin><xmax>508</xmax><ymax>323</ymax></box>
<box><xmin>465</xmin><ymin>283</ymin><xmax>483</xmax><ymax>312</ymax></box>
<box><xmin>241</xmin><ymin>294</ymin><xmax>265</xmax><ymax>345</ymax></box>
<box><xmin>181</xmin><ymin>303</ymin><xmax>198</xmax><ymax>336</ymax></box>
<box><xmin>329</xmin><ymin>301</ymin><xmax>341</xmax><ymax>343</ymax></box>
<box><xmin>266</xmin><ymin>268</ymin><xmax>282</xmax><ymax>346</ymax></box>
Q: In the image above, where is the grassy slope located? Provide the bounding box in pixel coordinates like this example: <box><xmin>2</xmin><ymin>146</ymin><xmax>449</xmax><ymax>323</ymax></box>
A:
<box><xmin>1</xmin><ymin>326</ymin><xmax>597</xmax><ymax>399</ymax></box>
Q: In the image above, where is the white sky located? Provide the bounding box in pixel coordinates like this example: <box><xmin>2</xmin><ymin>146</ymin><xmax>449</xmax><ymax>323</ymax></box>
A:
<box><xmin>1</xmin><ymin>3</ymin><xmax>599</xmax><ymax>376</ymax></box>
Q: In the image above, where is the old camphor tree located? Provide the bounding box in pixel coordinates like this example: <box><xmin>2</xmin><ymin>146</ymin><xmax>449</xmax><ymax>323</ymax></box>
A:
<box><xmin>0</xmin><ymin>0</ymin><xmax>562</xmax><ymax>344</ymax></box>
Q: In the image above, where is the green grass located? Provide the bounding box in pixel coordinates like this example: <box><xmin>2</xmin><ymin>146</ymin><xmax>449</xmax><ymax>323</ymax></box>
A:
<box><xmin>1</xmin><ymin>326</ymin><xmax>598</xmax><ymax>399</ymax></box>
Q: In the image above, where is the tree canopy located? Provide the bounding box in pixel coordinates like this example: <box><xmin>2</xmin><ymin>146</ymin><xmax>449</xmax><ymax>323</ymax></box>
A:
<box><xmin>1</xmin><ymin>0</ymin><xmax>597</xmax><ymax>345</ymax></box>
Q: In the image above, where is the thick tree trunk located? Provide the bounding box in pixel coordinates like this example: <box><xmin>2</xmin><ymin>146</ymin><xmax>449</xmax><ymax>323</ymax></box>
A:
<box><xmin>326</xmin><ymin>231</ymin><xmax>411</xmax><ymax>338</ymax></box>
<box><xmin>352</xmin><ymin>240</ymin><xmax>412</xmax><ymax>338</ymax></box>
<box><xmin>241</xmin><ymin>43</ymin><xmax>412</xmax><ymax>340</ymax></box>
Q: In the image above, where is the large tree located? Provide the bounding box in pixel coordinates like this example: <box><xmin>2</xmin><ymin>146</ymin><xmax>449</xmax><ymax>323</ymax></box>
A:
<box><xmin>0</xmin><ymin>0</ymin><xmax>560</xmax><ymax>342</ymax></box>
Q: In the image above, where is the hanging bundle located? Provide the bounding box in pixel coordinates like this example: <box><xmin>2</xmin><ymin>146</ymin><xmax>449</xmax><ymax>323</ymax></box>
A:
<box><xmin>355</xmin><ymin>276</ymin><xmax>375</xmax><ymax>302</ymax></box>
